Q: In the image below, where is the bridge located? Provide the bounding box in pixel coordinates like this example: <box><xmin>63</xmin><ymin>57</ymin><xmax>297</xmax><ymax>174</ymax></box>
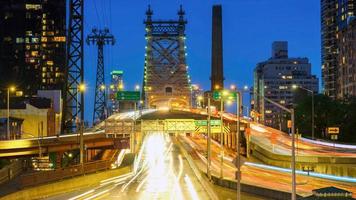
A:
<box><xmin>2</xmin><ymin>4</ymin><xmax>356</xmax><ymax>200</ymax></box>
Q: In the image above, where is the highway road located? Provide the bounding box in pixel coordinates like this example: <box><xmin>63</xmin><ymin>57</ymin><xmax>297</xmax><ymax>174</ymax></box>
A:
<box><xmin>180</xmin><ymin>135</ymin><xmax>356</xmax><ymax>198</ymax></box>
<box><xmin>47</xmin><ymin>133</ymin><xmax>210</xmax><ymax>200</ymax></box>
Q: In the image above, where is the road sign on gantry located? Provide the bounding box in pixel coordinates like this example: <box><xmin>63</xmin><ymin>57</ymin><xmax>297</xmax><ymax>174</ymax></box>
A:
<box><xmin>212</xmin><ymin>90</ymin><xmax>237</xmax><ymax>101</ymax></box>
<box><xmin>117</xmin><ymin>91</ymin><xmax>140</xmax><ymax>101</ymax></box>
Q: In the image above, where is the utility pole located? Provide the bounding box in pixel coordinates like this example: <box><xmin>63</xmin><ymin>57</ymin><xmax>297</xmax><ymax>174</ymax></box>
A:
<box><xmin>262</xmin><ymin>96</ymin><xmax>296</xmax><ymax>200</ymax></box>
<box><xmin>220</xmin><ymin>98</ymin><xmax>224</xmax><ymax>179</ymax></box>
<box><xmin>62</xmin><ymin>0</ymin><xmax>84</xmax><ymax>134</ymax></box>
<box><xmin>87</xmin><ymin>28</ymin><xmax>115</xmax><ymax>124</ymax></box>
<box><xmin>207</xmin><ymin>97</ymin><xmax>212</xmax><ymax>180</ymax></box>
<box><xmin>235</xmin><ymin>90</ymin><xmax>242</xmax><ymax>200</ymax></box>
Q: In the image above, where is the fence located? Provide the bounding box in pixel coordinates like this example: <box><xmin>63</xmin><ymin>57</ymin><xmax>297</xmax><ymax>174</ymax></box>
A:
<box><xmin>19</xmin><ymin>159</ymin><xmax>113</xmax><ymax>188</ymax></box>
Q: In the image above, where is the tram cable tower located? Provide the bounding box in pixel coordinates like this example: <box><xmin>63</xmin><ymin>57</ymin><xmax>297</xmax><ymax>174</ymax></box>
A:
<box><xmin>62</xmin><ymin>0</ymin><xmax>84</xmax><ymax>134</ymax></box>
<box><xmin>87</xmin><ymin>28</ymin><xmax>115</xmax><ymax>124</ymax></box>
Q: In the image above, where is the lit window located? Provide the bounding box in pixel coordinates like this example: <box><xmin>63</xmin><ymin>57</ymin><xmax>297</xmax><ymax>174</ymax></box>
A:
<box><xmin>265</xmin><ymin>110</ymin><xmax>272</xmax><ymax>114</ymax></box>
<box><xmin>47</xmin><ymin>61</ymin><xmax>53</xmax><ymax>65</ymax></box>
<box><xmin>25</xmin><ymin>4</ymin><xmax>42</xmax><ymax>10</ymax></box>
<box><xmin>31</xmin><ymin>51</ymin><xmax>38</xmax><ymax>56</ymax></box>
<box><xmin>41</xmin><ymin>37</ymin><xmax>47</xmax><ymax>42</ymax></box>
<box><xmin>53</xmin><ymin>36</ymin><xmax>66</xmax><ymax>42</ymax></box>
<box><xmin>16</xmin><ymin>38</ymin><xmax>24</xmax><ymax>43</ymax></box>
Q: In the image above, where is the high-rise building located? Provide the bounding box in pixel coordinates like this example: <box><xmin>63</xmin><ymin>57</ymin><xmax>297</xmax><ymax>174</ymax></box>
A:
<box><xmin>108</xmin><ymin>70</ymin><xmax>124</xmax><ymax>114</ymax></box>
<box><xmin>338</xmin><ymin>17</ymin><xmax>356</xmax><ymax>98</ymax></box>
<box><xmin>0</xmin><ymin>0</ymin><xmax>66</xmax><ymax>96</ymax></box>
<box><xmin>253</xmin><ymin>42</ymin><xmax>318</xmax><ymax>130</ymax></box>
<box><xmin>321</xmin><ymin>0</ymin><xmax>356</xmax><ymax>99</ymax></box>
<box><xmin>191</xmin><ymin>84</ymin><xmax>204</xmax><ymax>108</ymax></box>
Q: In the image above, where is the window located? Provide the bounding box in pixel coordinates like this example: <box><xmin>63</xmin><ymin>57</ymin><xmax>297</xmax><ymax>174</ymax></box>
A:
<box><xmin>25</xmin><ymin>4</ymin><xmax>42</xmax><ymax>10</ymax></box>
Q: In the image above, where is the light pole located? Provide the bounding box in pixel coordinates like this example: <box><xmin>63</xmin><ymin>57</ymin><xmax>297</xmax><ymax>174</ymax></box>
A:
<box><xmin>207</xmin><ymin>96</ymin><xmax>212</xmax><ymax>180</ymax></box>
<box><xmin>263</xmin><ymin>95</ymin><xmax>296</xmax><ymax>200</ymax></box>
<box><xmin>229</xmin><ymin>85</ymin><xmax>242</xmax><ymax>200</ymax></box>
<box><xmin>219</xmin><ymin>90</ymin><xmax>230</xmax><ymax>179</ymax></box>
<box><xmin>78</xmin><ymin>83</ymin><xmax>86</xmax><ymax>165</ymax></box>
<box><xmin>292</xmin><ymin>85</ymin><xmax>315</xmax><ymax>140</ymax></box>
<box><xmin>7</xmin><ymin>86</ymin><xmax>15</xmax><ymax>140</ymax></box>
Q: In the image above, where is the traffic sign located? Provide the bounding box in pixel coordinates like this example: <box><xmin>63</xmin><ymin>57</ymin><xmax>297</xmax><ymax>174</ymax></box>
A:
<box><xmin>331</xmin><ymin>134</ymin><xmax>338</xmax><ymax>140</ymax></box>
<box><xmin>117</xmin><ymin>91</ymin><xmax>140</xmax><ymax>101</ymax></box>
<box><xmin>327</xmin><ymin>127</ymin><xmax>339</xmax><ymax>134</ymax></box>
<box><xmin>287</xmin><ymin>120</ymin><xmax>292</xmax><ymax>128</ymax></box>
<box><xmin>212</xmin><ymin>90</ymin><xmax>237</xmax><ymax>101</ymax></box>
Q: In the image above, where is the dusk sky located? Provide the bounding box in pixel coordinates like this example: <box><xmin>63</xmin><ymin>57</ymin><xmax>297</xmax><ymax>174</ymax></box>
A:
<box><xmin>83</xmin><ymin>0</ymin><xmax>321</xmax><ymax>122</ymax></box>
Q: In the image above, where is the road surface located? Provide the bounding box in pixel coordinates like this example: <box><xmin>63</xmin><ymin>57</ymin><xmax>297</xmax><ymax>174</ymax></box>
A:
<box><xmin>180</xmin><ymin>135</ymin><xmax>356</xmax><ymax>198</ymax></box>
<box><xmin>47</xmin><ymin>133</ymin><xmax>210</xmax><ymax>200</ymax></box>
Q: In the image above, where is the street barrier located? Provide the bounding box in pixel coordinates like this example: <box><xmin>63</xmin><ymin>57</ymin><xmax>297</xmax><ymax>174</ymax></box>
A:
<box><xmin>19</xmin><ymin>160</ymin><xmax>112</xmax><ymax>188</ymax></box>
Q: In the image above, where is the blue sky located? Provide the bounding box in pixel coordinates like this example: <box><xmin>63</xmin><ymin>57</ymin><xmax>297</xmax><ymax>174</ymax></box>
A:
<box><xmin>83</xmin><ymin>0</ymin><xmax>321</xmax><ymax>122</ymax></box>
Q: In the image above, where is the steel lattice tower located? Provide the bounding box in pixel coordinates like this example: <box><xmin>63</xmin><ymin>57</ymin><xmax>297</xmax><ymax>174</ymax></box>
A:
<box><xmin>62</xmin><ymin>0</ymin><xmax>84</xmax><ymax>134</ymax></box>
<box><xmin>87</xmin><ymin>28</ymin><xmax>115</xmax><ymax>124</ymax></box>
<box><xmin>143</xmin><ymin>5</ymin><xmax>191</xmax><ymax>108</ymax></box>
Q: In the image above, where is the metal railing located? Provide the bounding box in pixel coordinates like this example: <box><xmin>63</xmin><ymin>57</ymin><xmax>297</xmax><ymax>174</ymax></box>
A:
<box><xmin>19</xmin><ymin>159</ymin><xmax>113</xmax><ymax>188</ymax></box>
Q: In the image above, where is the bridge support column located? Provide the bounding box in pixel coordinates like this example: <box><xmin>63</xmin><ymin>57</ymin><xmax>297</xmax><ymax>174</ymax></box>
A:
<box><xmin>246</xmin><ymin>128</ymin><xmax>251</xmax><ymax>158</ymax></box>
<box><xmin>56</xmin><ymin>151</ymin><xmax>64</xmax><ymax>168</ymax></box>
<box><xmin>231</xmin><ymin>131</ymin><xmax>236</xmax><ymax>150</ymax></box>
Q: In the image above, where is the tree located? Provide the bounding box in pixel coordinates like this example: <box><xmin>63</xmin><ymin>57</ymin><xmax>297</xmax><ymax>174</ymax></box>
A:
<box><xmin>295</xmin><ymin>94</ymin><xmax>356</xmax><ymax>143</ymax></box>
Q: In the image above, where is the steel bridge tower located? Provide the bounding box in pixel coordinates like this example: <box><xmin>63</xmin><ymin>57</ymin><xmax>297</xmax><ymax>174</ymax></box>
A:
<box><xmin>143</xmin><ymin>5</ymin><xmax>191</xmax><ymax>109</ymax></box>
<box><xmin>87</xmin><ymin>28</ymin><xmax>115</xmax><ymax>124</ymax></box>
<box><xmin>62</xmin><ymin>0</ymin><xmax>84</xmax><ymax>134</ymax></box>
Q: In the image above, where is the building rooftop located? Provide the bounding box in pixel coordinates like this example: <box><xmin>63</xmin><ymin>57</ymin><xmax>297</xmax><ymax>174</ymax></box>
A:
<box><xmin>0</xmin><ymin>97</ymin><xmax>52</xmax><ymax>110</ymax></box>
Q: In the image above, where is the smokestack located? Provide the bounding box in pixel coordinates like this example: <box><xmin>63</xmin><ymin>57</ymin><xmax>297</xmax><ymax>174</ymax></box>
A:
<box><xmin>211</xmin><ymin>5</ymin><xmax>224</xmax><ymax>91</ymax></box>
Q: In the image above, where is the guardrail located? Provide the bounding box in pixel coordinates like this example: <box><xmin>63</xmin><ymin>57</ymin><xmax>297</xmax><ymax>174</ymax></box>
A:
<box><xmin>0</xmin><ymin>160</ymin><xmax>23</xmax><ymax>185</ymax></box>
<box><xmin>19</xmin><ymin>160</ymin><xmax>113</xmax><ymax>188</ymax></box>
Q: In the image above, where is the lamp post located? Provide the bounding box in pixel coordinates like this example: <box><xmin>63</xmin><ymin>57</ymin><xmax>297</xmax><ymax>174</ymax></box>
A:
<box><xmin>262</xmin><ymin>95</ymin><xmax>297</xmax><ymax>200</ymax></box>
<box><xmin>7</xmin><ymin>86</ymin><xmax>15</xmax><ymax>140</ymax></box>
<box><xmin>230</xmin><ymin>84</ymin><xmax>246</xmax><ymax>200</ymax></box>
<box><xmin>219</xmin><ymin>90</ymin><xmax>230</xmax><ymax>179</ymax></box>
<box><xmin>78</xmin><ymin>83</ymin><xmax>86</xmax><ymax>165</ymax></box>
<box><xmin>292</xmin><ymin>85</ymin><xmax>315</xmax><ymax>140</ymax></box>
<box><xmin>207</xmin><ymin>96</ymin><xmax>212</xmax><ymax>180</ymax></box>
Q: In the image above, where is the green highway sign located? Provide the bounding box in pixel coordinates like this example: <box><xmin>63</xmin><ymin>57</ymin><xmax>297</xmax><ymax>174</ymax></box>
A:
<box><xmin>212</xmin><ymin>90</ymin><xmax>237</xmax><ymax>101</ymax></box>
<box><xmin>195</xmin><ymin>120</ymin><xmax>221</xmax><ymax>126</ymax></box>
<box><xmin>117</xmin><ymin>91</ymin><xmax>140</xmax><ymax>101</ymax></box>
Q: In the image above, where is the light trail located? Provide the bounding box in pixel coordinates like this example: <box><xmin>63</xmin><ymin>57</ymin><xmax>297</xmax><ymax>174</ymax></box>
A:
<box><xmin>67</xmin><ymin>189</ymin><xmax>95</xmax><ymax>200</ymax></box>
<box><xmin>83</xmin><ymin>188</ymin><xmax>111</xmax><ymax>200</ymax></box>
<box><xmin>245</xmin><ymin>162</ymin><xmax>356</xmax><ymax>183</ymax></box>
<box><xmin>184</xmin><ymin>175</ymin><xmax>200</xmax><ymax>200</ymax></box>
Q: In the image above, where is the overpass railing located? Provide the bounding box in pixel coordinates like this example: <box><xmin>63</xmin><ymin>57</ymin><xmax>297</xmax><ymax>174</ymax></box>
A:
<box><xmin>19</xmin><ymin>159</ymin><xmax>113</xmax><ymax>188</ymax></box>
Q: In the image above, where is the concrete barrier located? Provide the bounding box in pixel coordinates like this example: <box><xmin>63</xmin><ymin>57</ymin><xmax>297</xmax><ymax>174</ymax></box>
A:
<box><xmin>250</xmin><ymin>141</ymin><xmax>356</xmax><ymax>177</ymax></box>
<box><xmin>210</xmin><ymin>175</ymin><xmax>297</xmax><ymax>200</ymax></box>
<box><xmin>1</xmin><ymin>166</ymin><xmax>131</xmax><ymax>200</ymax></box>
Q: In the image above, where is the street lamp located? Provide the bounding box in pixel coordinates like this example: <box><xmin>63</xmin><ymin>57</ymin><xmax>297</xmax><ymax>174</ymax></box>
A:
<box><xmin>292</xmin><ymin>84</ymin><xmax>315</xmax><ymax>140</ymax></box>
<box><xmin>219</xmin><ymin>89</ymin><xmax>230</xmax><ymax>179</ymax></box>
<box><xmin>256</xmin><ymin>91</ymin><xmax>297</xmax><ymax>200</ymax></box>
<box><xmin>7</xmin><ymin>86</ymin><xmax>15</xmax><ymax>140</ymax></box>
<box><xmin>135</xmin><ymin>84</ymin><xmax>140</xmax><ymax>91</ymax></box>
<box><xmin>229</xmin><ymin>85</ymin><xmax>243</xmax><ymax>200</ymax></box>
<box><xmin>77</xmin><ymin>83</ymin><xmax>85</xmax><ymax>165</ymax></box>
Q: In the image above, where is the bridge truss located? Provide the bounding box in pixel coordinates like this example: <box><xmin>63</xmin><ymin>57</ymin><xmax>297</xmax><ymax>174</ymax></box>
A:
<box><xmin>143</xmin><ymin>5</ymin><xmax>192</xmax><ymax>109</ymax></box>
